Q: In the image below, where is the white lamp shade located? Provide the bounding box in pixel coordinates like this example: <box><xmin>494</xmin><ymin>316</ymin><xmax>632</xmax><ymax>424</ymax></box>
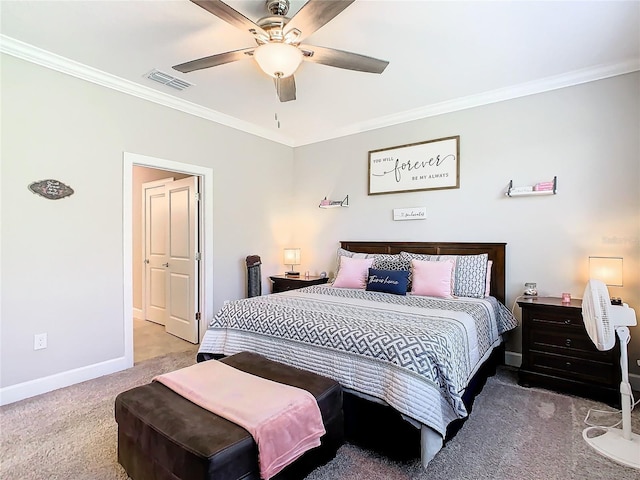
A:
<box><xmin>283</xmin><ymin>248</ymin><xmax>301</xmax><ymax>266</ymax></box>
<box><xmin>254</xmin><ymin>43</ymin><xmax>303</xmax><ymax>78</ymax></box>
<box><xmin>589</xmin><ymin>256</ymin><xmax>623</xmax><ymax>287</ymax></box>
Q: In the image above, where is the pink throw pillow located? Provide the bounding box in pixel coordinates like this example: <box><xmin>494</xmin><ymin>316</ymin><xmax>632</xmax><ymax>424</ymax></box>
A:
<box><xmin>485</xmin><ymin>260</ymin><xmax>493</xmax><ymax>297</ymax></box>
<box><xmin>333</xmin><ymin>256</ymin><xmax>374</xmax><ymax>289</ymax></box>
<box><xmin>411</xmin><ymin>259</ymin><xmax>454</xmax><ymax>298</ymax></box>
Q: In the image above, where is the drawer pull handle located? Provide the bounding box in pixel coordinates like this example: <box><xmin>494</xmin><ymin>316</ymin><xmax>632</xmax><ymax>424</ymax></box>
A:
<box><xmin>565</xmin><ymin>362</ymin><xmax>572</xmax><ymax>367</ymax></box>
<box><xmin>565</xmin><ymin>339</ymin><xmax>572</xmax><ymax>347</ymax></box>
<box><xmin>564</xmin><ymin>319</ymin><xmax>571</xmax><ymax>325</ymax></box>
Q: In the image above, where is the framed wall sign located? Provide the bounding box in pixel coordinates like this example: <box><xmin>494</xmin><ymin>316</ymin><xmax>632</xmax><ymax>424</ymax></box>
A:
<box><xmin>368</xmin><ymin>136</ymin><xmax>460</xmax><ymax>195</ymax></box>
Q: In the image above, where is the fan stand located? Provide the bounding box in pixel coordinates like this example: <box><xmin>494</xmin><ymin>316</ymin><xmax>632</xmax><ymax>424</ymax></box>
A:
<box><xmin>583</xmin><ymin>326</ymin><xmax>640</xmax><ymax>469</ymax></box>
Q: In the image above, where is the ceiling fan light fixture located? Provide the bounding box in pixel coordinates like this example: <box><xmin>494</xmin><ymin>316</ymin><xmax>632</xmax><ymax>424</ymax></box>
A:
<box><xmin>254</xmin><ymin>42</ymin><xmax>303</xmax><ymax>78</ymax></box>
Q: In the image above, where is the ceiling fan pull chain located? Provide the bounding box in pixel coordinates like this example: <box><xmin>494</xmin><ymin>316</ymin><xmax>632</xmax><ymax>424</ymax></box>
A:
<box><xmin>275</xmin><ymin>73</ymin><xmax>282</xmax><ymax>99</ymax></box>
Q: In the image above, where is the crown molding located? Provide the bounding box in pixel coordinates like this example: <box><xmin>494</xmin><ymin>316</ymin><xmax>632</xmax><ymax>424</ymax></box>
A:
<box><xmin>0</xmin><ymin>35</ymin><xmax>296</xmax><ymax>147</ymax></box>
<box><xmin>2</xmin><ymin>34</ymin><xmax>637</xmax><ymax>149</ymax></box>
<box><xmin>293</xmin><ymin>58</ymin><xmax>640</xmax><ymax>146</ymax></box>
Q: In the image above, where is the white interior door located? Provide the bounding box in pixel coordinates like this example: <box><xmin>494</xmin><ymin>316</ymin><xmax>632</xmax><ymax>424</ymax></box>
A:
<box><xmin>164</xmin><ymin>177</ymin><xmax>199</xmax><ymax>343</ymax></box>
<box><xmin>143</xmin><ymin>179</ymin><xmax>172</xmax><ymax>326</ymax></box>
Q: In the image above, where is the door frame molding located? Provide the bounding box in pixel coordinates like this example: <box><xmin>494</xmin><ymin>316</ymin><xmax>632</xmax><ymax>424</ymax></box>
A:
<box><xmin>123</xmin><ymin>152</ymin><xmax>213</xmax><ymax>367</ymax></box>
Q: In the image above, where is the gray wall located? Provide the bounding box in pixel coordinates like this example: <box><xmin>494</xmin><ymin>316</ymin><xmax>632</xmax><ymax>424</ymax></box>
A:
<box><xmin>290</xmin><ymin>73</ymin><xmax>640</xmax><ymax>374</ymax></box>
<box><xmin>0</xmin><ymin>54</ymin><xmax>293</xmax><ymax>390</ymax></box>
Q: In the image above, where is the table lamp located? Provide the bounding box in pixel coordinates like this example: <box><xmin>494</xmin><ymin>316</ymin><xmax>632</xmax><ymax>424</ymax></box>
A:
<box><xmin>589</xmin><ymin>256</ymin><xmax>623</xmax><ymax>304</ymax></box>
<box><xmin>283</xmin><ymin>248</ymin><xmax>301</xmax><ymax>277</ymax></box>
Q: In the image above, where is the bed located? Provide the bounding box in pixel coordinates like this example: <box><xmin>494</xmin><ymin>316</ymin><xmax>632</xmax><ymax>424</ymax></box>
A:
<box><xmin>198</xmin><ymin>241</ymin><xmax>517</xmax><ymax>468</ymax></box>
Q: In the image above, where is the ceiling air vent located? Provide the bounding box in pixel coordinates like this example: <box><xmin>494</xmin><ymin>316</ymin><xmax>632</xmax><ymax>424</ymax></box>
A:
<box><xmin>145</xmin><ymin>69</ymin><xmax>194</xmax><ymax>91</ymax></box>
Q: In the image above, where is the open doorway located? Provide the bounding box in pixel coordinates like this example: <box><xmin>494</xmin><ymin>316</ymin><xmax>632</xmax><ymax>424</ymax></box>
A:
<box><xmin>123</xmin><ymin>152</ymin><xmax>214</xmax><ymax>368</ymax></box>
<box><xmin>133</xmin><ymin>167</ymin><xmax>197</xmax><ymax>363</ymax></box>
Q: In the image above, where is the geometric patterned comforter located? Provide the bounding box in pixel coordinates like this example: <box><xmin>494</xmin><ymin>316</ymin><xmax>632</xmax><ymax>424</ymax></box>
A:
<box><xmin>199</xmin><ymin>285</ymin><xmax>518</xmax><ymax>437</ymax></box>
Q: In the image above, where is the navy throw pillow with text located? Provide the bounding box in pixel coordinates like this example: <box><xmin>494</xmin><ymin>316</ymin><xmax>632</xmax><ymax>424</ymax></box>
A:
<box><xmin>365</xmin><ymin>268</ymin><xmax>409</xmax><ymax>295</ymax></box>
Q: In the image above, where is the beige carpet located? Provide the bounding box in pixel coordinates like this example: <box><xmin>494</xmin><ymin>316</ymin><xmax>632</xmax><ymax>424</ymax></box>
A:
<box><xmin>1</xmin><ymin>350</ymin><xmax>638</xmax><ymax>480</ymax></box>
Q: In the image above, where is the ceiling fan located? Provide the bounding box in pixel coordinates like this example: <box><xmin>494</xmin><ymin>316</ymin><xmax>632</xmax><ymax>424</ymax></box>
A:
<box><xmin>173</xmin><ymin>0</ymin><xmax>389</xmax><ymax>102</ymax></box>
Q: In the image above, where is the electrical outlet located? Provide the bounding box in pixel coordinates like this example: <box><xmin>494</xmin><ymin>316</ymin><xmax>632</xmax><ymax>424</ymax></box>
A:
<box><xmin>34</xmin><ymin>333</ymin><xmax>47</xmax><ymax>350</ymax></box>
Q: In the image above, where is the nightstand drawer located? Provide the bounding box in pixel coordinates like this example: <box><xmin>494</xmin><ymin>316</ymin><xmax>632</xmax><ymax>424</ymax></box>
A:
<box><xmin>528</xmin><ymin>351</ymin><xmax>617</xmax><ymax>386</ymax></box>
<box><xmin>270</xmin><ymin>275</ymin><xmax>329</xmax><ymax>293</ymax></box>
<box><xmin>529</xmin><ymin>308</ymin><xmax>582</xmax><ymax>329</ymax></box>
<box><xmin>276</xmin><ymin>283</ymin><xmax>299</xmax><ymax>293</ymax></box>
<box><xmin>529</xmin><ymin>328</ymin><xmax>611</xmax><ymax>361</ymax></box>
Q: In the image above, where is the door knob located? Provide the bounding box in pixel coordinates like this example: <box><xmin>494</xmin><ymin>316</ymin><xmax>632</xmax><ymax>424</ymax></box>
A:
<box><xmin>162</xmin><ymin>263</ymin><xmax>169</xmax><ymax>267</ymax></box>
<box><xmin>144</xmin><ymin>259</ymin><xmax>149</xmax><ymax>264</ymax></box>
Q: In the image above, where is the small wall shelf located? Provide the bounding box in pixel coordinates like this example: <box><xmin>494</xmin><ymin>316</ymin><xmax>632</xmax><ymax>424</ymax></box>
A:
<box><xmin>506</xmin><ymin>176</ymin><xmax>557</xmax><ymax>197</ymax></box>
<box><xmin>319</xmin><ymin>195</ymin><xmax>349</xmax><ymax>208</ymax></box>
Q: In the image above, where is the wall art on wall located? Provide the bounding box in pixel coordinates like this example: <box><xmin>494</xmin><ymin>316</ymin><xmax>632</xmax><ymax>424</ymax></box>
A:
<box><xmin>368</xmin><ymin>136</ymin><xmax>460</xmax><ymax>195</ymax></box>
<box><xmin>393</xmin><ymin>207</ymin><xmax>426</xmax><ymax>221</ymax></box>
<box><xmin>28</xmin><ymin>179</ymin><xmax>75</xmax><ymax>200</ymax></box>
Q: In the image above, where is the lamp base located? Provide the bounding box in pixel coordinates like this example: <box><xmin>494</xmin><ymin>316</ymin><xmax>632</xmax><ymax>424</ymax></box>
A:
<box><xmin>285</xmin><ymin>271</ymin><xmax>300</xmax><ymax>277</ymax></box>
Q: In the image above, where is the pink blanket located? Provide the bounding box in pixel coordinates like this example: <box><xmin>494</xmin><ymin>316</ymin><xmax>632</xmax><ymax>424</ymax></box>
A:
<box><xmin>153</xmin><ymin>360</ymin><xmax>325</xmax><ymax>479</ymax></box>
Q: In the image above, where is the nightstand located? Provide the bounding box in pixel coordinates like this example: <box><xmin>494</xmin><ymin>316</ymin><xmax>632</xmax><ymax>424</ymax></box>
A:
<box><xmin>518</xmin><ymin>296</ymin><xmax>621</xmax><ymax>407</ymax></box>
<box><xmin>269</xmin><ymin>275</ymin><xmax>329</xmax><ymax>293</ymax></box>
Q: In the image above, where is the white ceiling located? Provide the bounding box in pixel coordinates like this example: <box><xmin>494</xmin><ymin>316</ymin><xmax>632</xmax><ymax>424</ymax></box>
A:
<box><xmin>1</xmin><ymin>1</ymin><xmax>639</xmax><ymax>146</ymax></box>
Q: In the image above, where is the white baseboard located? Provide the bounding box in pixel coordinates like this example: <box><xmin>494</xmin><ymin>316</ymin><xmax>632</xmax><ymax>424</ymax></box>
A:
<box><xmin>0</xmin><ymin>356</ymin><xmax>130</xmax><ymax>406</ymax></box>
<box><xmin>504</xmin><ymin>350</ymin><xmax>640</xmax><ymax>392</ymax></box>
<box><xmin>505</xmin><ymin>350</ymin><xmax>522</xmax><ymax>368</ymax></box>
<box><xmin>132</xmin><ymin>307</ymin><xmax>143</xmax><ymax>320</ymax></box>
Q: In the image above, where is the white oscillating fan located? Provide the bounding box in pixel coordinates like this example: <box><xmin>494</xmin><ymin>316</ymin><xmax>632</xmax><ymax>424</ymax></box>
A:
<box><xmin>581</xmin><ymin>279</ymin><xmax>639</xmax><ymax>469</ymax></box>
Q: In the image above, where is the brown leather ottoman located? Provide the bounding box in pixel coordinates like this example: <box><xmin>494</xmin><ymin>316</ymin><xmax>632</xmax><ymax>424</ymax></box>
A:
<box><xmin>115</xmin><ymin>352</ymin><xmax>344</xmax><ymax>480</ymax></box>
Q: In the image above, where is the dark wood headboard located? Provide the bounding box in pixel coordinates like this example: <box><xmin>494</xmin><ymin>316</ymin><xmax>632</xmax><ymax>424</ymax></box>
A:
<box><xmin>340</xmin><ymin>241</ymin><xmax>507</xmax><ymax>305</ymax></box>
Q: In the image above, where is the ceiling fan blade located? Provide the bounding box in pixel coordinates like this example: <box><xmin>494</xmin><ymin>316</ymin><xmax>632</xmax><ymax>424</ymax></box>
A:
<box><xmin>275</xmin><ymin>75</ymin><xmax>296</xmax><ymax>102</ymax></box>
<box><xmin>285</xmin><ymin>0</ymin><xmax>355</xmax><ymax>42</ymax></box>
<box><xmin>190</xmin><ymin>0</ymin><xmax>268</xmax><ymax>39</ymax></box>
<box><xmin>300</xmin><ymin>45</ymin><xmax>389</xmax><ymax>74</ymax></box>
<box><xmin>173</xmin><ymin>47</ymin><xmax>255</xmax><ymax>73</ymax></box>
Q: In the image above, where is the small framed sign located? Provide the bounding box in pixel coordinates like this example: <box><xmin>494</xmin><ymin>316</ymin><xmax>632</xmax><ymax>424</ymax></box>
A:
<box><xmin>368</xmin><ymin>136</ymin><xmax>460</xmax><ymax>195</ymax></box>
<box><xmin>393</xmin><ymin>207</ymin><xmax>427</xmax><ymax>221</ymax></box>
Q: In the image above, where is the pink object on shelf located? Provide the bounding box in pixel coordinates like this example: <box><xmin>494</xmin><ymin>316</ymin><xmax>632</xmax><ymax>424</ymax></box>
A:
<box><xmin>562</xmin><ymin>292</ymin><xmax>571</xmax><ymax>303</ymax></box>
<box><xmin>534</xmin><ymin>181</ymin><xmax>555</xmax><ymax>191</ymax></box>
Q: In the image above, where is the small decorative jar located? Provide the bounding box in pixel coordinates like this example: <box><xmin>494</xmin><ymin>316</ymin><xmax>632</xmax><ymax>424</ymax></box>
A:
<box><xmin>524</xmin><ymin>282</ymin><xmax>538</xmax><ymax>296</ymax></box>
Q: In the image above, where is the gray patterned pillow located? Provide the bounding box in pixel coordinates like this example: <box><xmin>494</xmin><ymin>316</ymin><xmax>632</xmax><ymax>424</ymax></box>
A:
<box><xmin>371</xmin><ymin>254</ymin><xmax>410</xmax><ymax>272</ymax></box>
<box><xmin>336</xmin><ymin>249</ymin><xmax>409</xmax><ymax>280</ymax></box>
<box><xmin>400</xmin><ymin>251</ymin><xmax>489</xmax><ymax>298</ymax></box>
